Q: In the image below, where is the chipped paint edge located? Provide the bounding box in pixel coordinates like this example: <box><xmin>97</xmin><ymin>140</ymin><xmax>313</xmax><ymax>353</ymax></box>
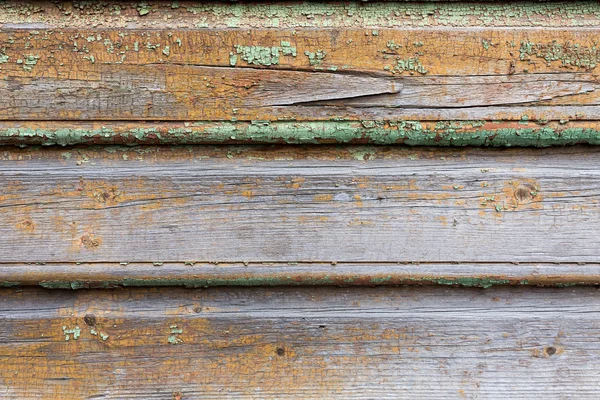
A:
<box><xmin>4</xmin><ymin>121</ymin><xmax>600</xmax><ymax>147</ymax></box>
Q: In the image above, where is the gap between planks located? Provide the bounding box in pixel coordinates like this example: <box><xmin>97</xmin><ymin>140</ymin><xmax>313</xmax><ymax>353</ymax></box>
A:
<box><xmin>0</xmin><ymin>262</ymin><xmax>598</xmax><ymax>289</ymax></box>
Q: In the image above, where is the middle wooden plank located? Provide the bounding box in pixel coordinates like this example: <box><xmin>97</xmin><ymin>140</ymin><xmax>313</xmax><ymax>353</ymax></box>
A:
<box><xmin>0</xmin><ymin>145</ymin><xmax>598</xmax><ymax>264</ymax></box>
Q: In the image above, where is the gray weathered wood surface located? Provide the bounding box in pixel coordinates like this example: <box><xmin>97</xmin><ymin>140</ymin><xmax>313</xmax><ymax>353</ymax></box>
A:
<box><xmin>0</xmin><ymin>285</ymin><xmax>599</xmax><ymax>398</ymax></box>
<box><xmin>0</xmin><ymin>145</ymin><xmax>599</xmax><ymax>286</ymax></box>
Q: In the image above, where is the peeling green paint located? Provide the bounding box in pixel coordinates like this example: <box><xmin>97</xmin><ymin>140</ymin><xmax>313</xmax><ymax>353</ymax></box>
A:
<box><xmin>234</xmin><ymin>43</ymin><xmax>296</xmax><ymax>66</ymax></box>
<box><xmin>62</xmin><ymin>325</ymin><xmax>81</xmax><ymax>341</ymax></box>
<box><xmin>370</xmin><ymin>275</ymin><xmax>392</xmax><ymax>284</ymax></box>
<box><xmin>7</xmin><ymin>2</ymin><xmax>600</xmax><ymax>29</ymax></box>
<box><xmin>520</xmin><ymin>39</ymin><xmax>599</xmax><ymax>69</ymax></box>
<box><xmin>414</xmin><ymin>277</ymin><xmax>511</xmax><ymax>288</ymax></box>
<box><xmin>21</xmin><ymin>54</ymin><xmax>39</xmax><ymax>72</ymax></box>
<box><xmin>391</xmin><ymin>56</ymin><xmax>427</xmax><ymax>74</ymax></box>
<box><xmin>229</xmin><ymin>52</ymin><xmax>237</xmax><ymax>66</ymax></box>
<box><xmin>137</xmin><ymin>2</ymin><xmax>151</xmax><ymax>16</ymax></box>
<box><xmin>305</xmin><ymin>49</ymin><xmax>326</xmax><ymax>66</ymax></box>
<box><xmin>554</xmin><ymin>282</ymin><xmax>578</xmax><ymax>287</ymax></box>
<box><xmin>168</xmin><ymin>325</ymin><xmax>183</xmax><ymax>345</ymax></box>
<box><xmin>176</xmin><ymin>2</ymin><xmax>600</xmax><ymax>29</ymax></box>
<box><xmin>7</xmin><ymin>121</ymin><xmax>600</xmax><ymax>147</ymax></box>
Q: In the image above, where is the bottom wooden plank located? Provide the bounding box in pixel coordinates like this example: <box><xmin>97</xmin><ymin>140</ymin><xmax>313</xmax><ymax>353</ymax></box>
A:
<box><xmin>0</xmin><ymin>286</ymin><xmax>598</xmax><ymax>398</ymax></box>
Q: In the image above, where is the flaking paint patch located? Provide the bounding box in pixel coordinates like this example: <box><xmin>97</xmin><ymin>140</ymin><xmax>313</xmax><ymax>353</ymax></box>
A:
<box><xmin>168</xmin><ymin>325</ymin><xmax>183</xmax><ymax>344</ymax></box>
<box><xmin>390</xmin><ymin>56</ymin><xmax>428</xmax><ymax>74</ymax></box>
<box><xmin>305</xmin><ymin>49</ymin><xmax>326</xmax><ymax>67</ymax></box>
<box><xmin>20</xmin><ymin>54</ymin><xmax>39</xmax><ymax>72</ymax></box>
<box><xmin>520</xmin><ymin>40</ymin><xmax>600</xmax><ymax>69</ymax></box>
<box><xmin>62</xmin><ymin>325</ymin><xmax>81</xmax><ymax>341</ymax></box>
<box><xmin>234</xmin><ymin>42</ymin><xmax>296</xmax><ymax>66</ymax></box>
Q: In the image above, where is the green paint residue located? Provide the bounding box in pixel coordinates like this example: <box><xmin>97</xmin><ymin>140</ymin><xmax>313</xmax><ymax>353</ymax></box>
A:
<box><xmin>137</xmin><ymin>2</ymin><xmax>151</xmax><ymax>16</ymax></box>
<box><xmin>229</xmin><ymin>52</ymin><xmax>237</xmax><ymax>66</ymax></box>
<box><xmin>391</xmin><ymin>56</ymin><xmax>427</xmax><ymax>74</ymax></box>
<box><xmin>416</xmin><ymin>277</ymin><xmax>511</xmax><ymax>289</ymax></box>
<box><xmin>62</xmin><ymin>325</ymin><xmax>81</xmax><ymax>341</ymax></box>
<box><xmin>21</xmin><ymin>55</ymin><xmax>40</xmax><ymax>72</ymax></box>
<box><xmin>520</xmin><ymin>40</ymin><xmax>599</xmax><ymax>69</ymax></box>
<box><xmin>305</xmin><ymin>49</ymin><xmax>326</xmax><ymax>66</ymax></box>
<box><xmin>386</xmin><ymin>40</ymin><xmax>402</xmax><ymax>51</ymax></box>
<box><xmin>370</xmin><ymin>275</ymin><xmax>392</xmax><ymax>284</ymax></box>
<box><xmin>280</xmin><ymin>41</ymin><xmax>297</xmax><ymax>56</ymax></box>
<box><xmin>8</xmin><ymin>121</ymin><xmax>600</xmax><ymax>147</ymax></box>
<box><xmin>234</xmin><ymin>42</ymin><xmax>296</xmax><ymax>66</ymax></box>
<box><xmin>168</xmin><ymin>325</ymin><xmax>183</xmax><ymax>345</ymax></box>
<box><xmin>90</xmin><ymin>328</ymin><xmax>110</xmax><ymax>341</ymax></box>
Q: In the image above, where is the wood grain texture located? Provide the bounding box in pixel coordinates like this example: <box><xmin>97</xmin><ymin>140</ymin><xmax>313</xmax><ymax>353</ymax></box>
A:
<box><xmin>0</xmin><ymin>285</ymin><xmax>599</xmax><ymax>398</ymax></box>
<box><xmin>0</xmin><ymin>29</ymin><xmax>598</xmax><ymax>120</ymax></box>
<box><xmin>2</xmin><ymin>2</ymin><xmax>600</xmax><ymax>144</ymax></box>
<box><xmin>0</xmin><ymin>145</ymin><xmax>599</xmax><ymax>286</ymax></box>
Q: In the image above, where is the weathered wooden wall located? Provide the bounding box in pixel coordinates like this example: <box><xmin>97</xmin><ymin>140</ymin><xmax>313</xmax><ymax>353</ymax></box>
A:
<box><xmin>2</xmin><ymin>2</ymin><xmax>600</xmax><ymax>398</ymax></box>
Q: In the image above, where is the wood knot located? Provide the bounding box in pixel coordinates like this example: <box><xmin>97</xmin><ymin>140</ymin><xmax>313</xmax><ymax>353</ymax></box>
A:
<box><xmin>93</xmin><ymin>187</ymin><xmax>121</xmax><ymax>204</ymax></box>
<box><xmin>545</xmin><ymin>346</ymin><xmax>557</xmax><ymax>356</ymax></box>
<box><xmin>15</xmin><ymin>217</ymin><xmax>35</xmax><ymax>233</ymax></box>
<box><xmin>84</xmin><ymin>314</ymin><xmax>97</xmax><ymax>326</ymax></box>
<box><xmin>513</xmin><ymin>183</ymin><xmax>539</xmax><ymax>204</ymax></box>
<box><xmin>80</xmin><ymin>234</ymin><xmax>102</xmax><ymax>249</ymax></box>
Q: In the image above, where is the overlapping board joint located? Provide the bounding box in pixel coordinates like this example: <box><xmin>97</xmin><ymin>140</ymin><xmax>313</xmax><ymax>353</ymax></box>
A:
<box><xmin>2</xmin><ymin>1</ymin><xmax>600</xmax><ymax>145</ymax></box>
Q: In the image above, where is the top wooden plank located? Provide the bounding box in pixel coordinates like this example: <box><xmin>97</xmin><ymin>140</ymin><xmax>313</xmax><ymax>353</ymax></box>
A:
<box><xmin>2</xmin><ymin>1</ymin><xmax>600</xmax><ymax>145</ymax></box>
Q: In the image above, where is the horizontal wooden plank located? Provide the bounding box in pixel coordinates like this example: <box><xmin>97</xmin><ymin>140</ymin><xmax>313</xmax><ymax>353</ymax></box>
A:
<box><xmin>1</xmin><ymin>23</ymin><xmax>600</xmax><ymax>125</ymax></box>
<box><xmin>0</xmin><ymin>145</ymin><xmax>599</xmax><ymax>283</ymax></box>
<box><xmin>1</xmin><ymin>285</ymin><xmax>599</xmax><ymax>398</ymax></box>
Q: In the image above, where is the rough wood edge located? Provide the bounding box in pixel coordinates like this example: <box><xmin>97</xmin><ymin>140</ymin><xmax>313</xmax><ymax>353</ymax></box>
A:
<box><xmin>3</xmin><ymin>1</ymin><xmax>600</xmax><ymax>29</ymax></box>
<box><xmin>2</xmin><ymin>120</ymin><xmax>600</xmax><ymax>147</ymax></box>
<box><xmin>1</xmin><ymin>262</ymin><xmax>597</xmax><ymax>289</ymax></box>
